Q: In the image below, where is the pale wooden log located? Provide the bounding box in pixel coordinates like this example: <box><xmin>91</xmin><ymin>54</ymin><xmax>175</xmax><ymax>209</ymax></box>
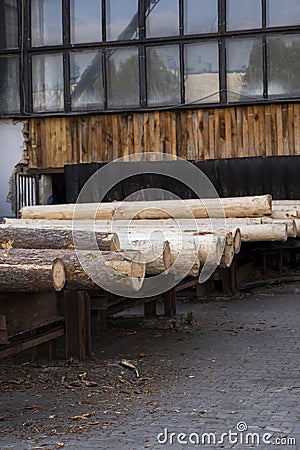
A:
<box><xmin>239</xmin><ymin>224</ymin><xmax>288</xmax><ymax>242</ymax></box>
<box><xmin>294</xmin><ymin>219</ymin><xmax>300</xmax><ymax>237</ymax></box>
<box><xmin>116</xmin><ymin>229</ymin><xmax>224</xmax><ymax>276</ymax></box>
<box><xmin>219</xmin><ymin>243</ymin><xmax>235</xmax><ymax>268</ymax></box>
<box><xmin>20</xmin><ymin>202</ymin><xmax>117</xmax><ymax>220</ymax></box>
<box><xmin>261</xmin><ymin>218</ymin><xmax>297</xmax><ymax>238</ymax></box>
<box><xmin>117</xmin><ymin>237</ymin><xmax>171</xmax><ymax>275</ymax></box>
<box><xmin>120</xmin><ymin>232</ymin><xmax>202</xmax><ymax>277</ymax></box>
<box><xmin>273</xmin><ymin>200</ymin><xmax>300</xmax><ymax>205</ymax></box>
<box><xmin>0</xmin><ymin>249</ymin><xmax>145</xmax><ymax>293</ymax></box>
<box><xmin>0</xmin><ymin>249</ymin><xmax>66</xmax><ymax>292</ymax></box>
<box><xmin>272</xmin><ymin>200</ymin><xmax>300</xmax><ymax>216</ymax></box>
<box><xmin>0</xmin><ymin>225</ymin><xmax>119</xmax><ymax>251</ymax></box>
<box><xmin>271</xmin><ymin>206</ymin><xmax>298</xmax><ymax>219</ymax></box>
<box><xmin>114</xmin><ymin>196</ymin><xmax>272</xmax><ymax>219</ymax></box>
<box><xmin>58</xmin><ymin>250</ymin><xmax>145</xmax><ymax>292</ymax></box>
<box><xmin>20</xmin><ymin>195</ymin><xmax>272</xmax><ymax>220</ymax></box>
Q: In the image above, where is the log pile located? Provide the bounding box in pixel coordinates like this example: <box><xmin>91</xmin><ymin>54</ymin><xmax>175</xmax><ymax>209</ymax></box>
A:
<box><xmin>0</xmin><ymin>195</ymin><xmax>299</xmax><ymax>293</ymax></box>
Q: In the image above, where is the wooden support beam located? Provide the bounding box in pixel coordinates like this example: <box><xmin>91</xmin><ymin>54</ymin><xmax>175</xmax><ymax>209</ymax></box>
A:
<box><xmin>164</xmin><ymin>287</ymin><xmax>176</xmax><ymax>317</ymax></box>
<box><xmin>144</xmin><ymin>300</ymin><xmax>157</xmax><ymax>318</ymax></box>
<box><xmin>64</xmin><ymin>291</ymin><xmax>92</xmax><ymax>361</ymax></box>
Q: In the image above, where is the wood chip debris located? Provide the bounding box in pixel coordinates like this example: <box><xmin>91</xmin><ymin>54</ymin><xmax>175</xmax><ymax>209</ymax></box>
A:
<box><xmin>120</xmin><ymin>359</ymin><xmax>140</xmax><ymax>378</ymax></box>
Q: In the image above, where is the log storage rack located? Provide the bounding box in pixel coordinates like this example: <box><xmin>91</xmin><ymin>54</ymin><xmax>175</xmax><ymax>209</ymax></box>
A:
<box><xmin>0</xmin><ymin>195</ymin><xmax>299</xmax><ymax>360</ymax></box>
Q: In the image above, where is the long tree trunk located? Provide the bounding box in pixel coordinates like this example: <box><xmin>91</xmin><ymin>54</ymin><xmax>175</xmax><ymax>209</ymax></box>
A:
<box><xmin>20</xmin><ymin>195</ymin><xmax>272</xmax><ymax>220</ymax></box>
<box><xmin>0</xmin><ymin>249</ymin><xmax>145</xmax><ymax>293</ymax></box>
<box><xmin>0</xmin><ymin>226</ymin><xmax>119</xmax><ymax>251</ymax></box>
<box><xmin>0</xmin><ymin>249</ymin><xmax>65</xmax><ymax>292</ymax></box>
<box><xmin>239</xmin><ymin>224</ymin><xmax>288</xmax><ymax>242</ymax></box>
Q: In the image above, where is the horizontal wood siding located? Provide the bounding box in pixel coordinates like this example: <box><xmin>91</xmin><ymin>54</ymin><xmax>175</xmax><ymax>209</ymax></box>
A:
<box><xmin>27</xmin><ymin>103</ymin><xmax>300</xmax><ymax>169</ymax></box>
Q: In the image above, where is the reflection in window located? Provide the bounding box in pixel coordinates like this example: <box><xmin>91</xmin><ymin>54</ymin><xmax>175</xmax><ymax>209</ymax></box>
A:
<box><xmin>147</xmin><ymin>46</ymin><xmax>180</xmax><ymax>106</ymax></box>
<box><xmin>70</xmin><ymin>51</ymin><xmax>104</xmax><ymax>110</ymax></box>
<box><xmin>70</xmin><ymin>0</ymin><xmax>102</xmax><ymax>43</ymax></box>
<box><xmin>184</xmin><ymin>42</ymin><xmax>219</xmax><ymax>104</ymax></box>
<box><xmin>106</xmin><ymin>0</ymin><xmax>139</xmax><ymax>41</ymax></box>
<box><xmin>0</xmin><ymin>57</ymin><xmax>19</xmax><ymax>113</ymax></box>
<box><xmin>184</xmin><ymin>0</ymin><xmax>218</xmax><ymax>34</ymax></box>
<box><xmin>268</xmin><ymin>35</ymin><xmax>300</xmax><ymax>98</ymax></box>
<box><xmin>226</xmin><ymin>38</ymin><xmax>263</xmax><ymax>102</ymax></box>
<box><xmin>227</xmin><ymin>0</ymin><xmax>262</xmax><ymax>30</ymax></box>
<box><xmin>31</xmin><ymin>0</ymin><xmax>62</xmax><ymax>47</ymax></box>
<box><xmin>0</xmin><ymin>0</ymin><xmax>18</xmax><ymax>49</ymax></box>
<box><xmin>146</xmin><ymin>0</ymin><xmax>179</xmax><ymax>38</ymax></box>
<box><xmin>266</xmin><ymin>0</ymin><xmax>300</xmax><ymax>27</ymax></box>
<box><xmin>32</xmin><ymin>54</ymin><xmax>64</xmax><ymax>112</ymax></box>
<box><xmin>106</xmin><ymin>48</ymin><xmax>139</xmax><ymax>108</ymax></box>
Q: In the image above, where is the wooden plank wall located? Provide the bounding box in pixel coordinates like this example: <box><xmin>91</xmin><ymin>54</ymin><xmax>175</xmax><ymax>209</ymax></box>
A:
<box><xmin>28</xmin><ymin>103</ymin><xmax>300</xmax><ymax>169</ymax></box>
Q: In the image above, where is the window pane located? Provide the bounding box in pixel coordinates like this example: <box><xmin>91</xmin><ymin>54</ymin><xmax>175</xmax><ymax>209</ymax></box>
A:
<box><xmin>268</xmin><ymin>35</ymin><xmax>300</xmax><ymax>98</ymax></box>
<box><xmin>70</xmin><ymin>50</ymin><xmax>104</xmax><ymax>110</ymax></box>
<box><xmin>267</xmin><ymin>0</ymin><xmax>300</xmax><ymax>27</ymax></box>
<box><xmin>227</xmin><ymin>0</ymin><xmax>262</xmax><ymax>31</ymax></box>
<box><xmin>106</xmin><ymin>0</ymin><xmax>139</xmax><ymax>41</ymax></box>
<box><xmin>0</xmin><ymin>0</ymin><xmax>18</xmax><ymax>49</ymax></box>
<box><xmin>146</xmin><ymin>0</ymin><xmax>179</xmax><ymax>38</ymax></box>
<box><xmin>184</xmin><ymin>0</ymin><xmax>218</xmax><ymax>34</ymax></box>
<box><xmin>184</xmin><ymin>42</ymin><xmax>219</xmax><ymax>104</ymax></box>
<box><xmin>32</xmin><ymin>54</ymin><xmax>64</xmax><ymax>112</ymax></box>
<box><xmin>147</xmin><ymin>46</ymin><xmax>181</xmax><ymax>106</ymax></box>
<box><xmin>0</xmin><ymin>57</ymin><xmax>20</xmax><ymax>113</ymax></box>
<box><xmin>106</xmin><ymin>48</ymin><xmax>139</xmax><ymax>108</ymax></box>
<box><xmin>226</xmin><ymin>38</ymin><xmax>263</xmax><ymax>102</ymax></box>
<box><xmin>71</xmin><ymin>0</ymin><xmax>102</xmax><ymax>43</ymax></box>
<box><xmin>31</xmin><ymin>0</ymin><xmax>62</xmax><ymax>47</ymax></box>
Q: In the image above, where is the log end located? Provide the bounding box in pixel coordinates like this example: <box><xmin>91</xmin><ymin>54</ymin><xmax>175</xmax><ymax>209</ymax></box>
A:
<box><xmin>111</xmin><ymin>233</ymin><xmax>120</xmax><ymax>252</ymax></box>
<box><xmin>52</xmin><ymin>259</ymin><xmax>66</xmax><ymax>291</ymax></box>
<box><xmin>163</xmin><ymin>241</ymin><xmax>172</xmax><ymax>271</ymax></box>
<box><xmin>233</xmin><ymin>228</ymin><xmax>242</xmax><ymax>254</ymax></box>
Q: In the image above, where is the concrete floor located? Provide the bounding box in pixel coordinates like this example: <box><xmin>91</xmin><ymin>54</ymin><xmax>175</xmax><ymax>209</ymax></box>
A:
<box><xmin>0</xmin><ymin>282</ymin><xmax>299</xmax><ymax>449</ymax></box>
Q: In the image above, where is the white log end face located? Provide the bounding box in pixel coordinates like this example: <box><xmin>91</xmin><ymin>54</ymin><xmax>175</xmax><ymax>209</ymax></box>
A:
<box><xmin>52</xmin><ymin>259</ymin><xmax>66</xmax><ymax>291</ymax></box>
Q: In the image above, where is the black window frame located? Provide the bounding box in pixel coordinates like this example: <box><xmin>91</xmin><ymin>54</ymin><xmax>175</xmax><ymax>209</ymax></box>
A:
<box><xmin>0</xmin><ymin>0</ymin><xmax>300</xmax><ymax>117</ymax></box>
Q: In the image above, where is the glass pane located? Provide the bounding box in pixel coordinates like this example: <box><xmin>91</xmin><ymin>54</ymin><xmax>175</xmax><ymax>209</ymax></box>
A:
<box><xmin>227</xmin><ymin>0</ymin><xmax>262</xmax><ymax>31</ymax></box>
<box><xmin>106</xmin><ymin>47</ymin><xmax>139</xmax><ymax>108</ymax></box>
<box><xmin>32</xmin><ymin>54</ymin><xmax>64</xmax><ymax>112</ymax></box>
<box><xmin>0</xmin><ymin>57</ymin><xmax>20</xmax><ymax>113</ymax></box>
<box><xmin>226</xmin><ymin>38</ymin><xmax>263</xmax><ymax>102</ymax></box>
<box><xmin>184</xmin><ymin>0</ymin><xmax>218</xmax><ymax>34</ymax></box>
<box><xmin>146</xmin><ymin>0</ymin><xmax>179</xmax><ymax>38</ymax></box>
<box><xmin>106</xmin><ymin>0</ymin><xmax>139</xmax><ymax>41</ymax></box>
<box><xmin>267</xmin><ymin>0</ymin><xmax>300</xmax><ymax>27</ymax></box>
<box><xmin>0</xmin><ymin>0</ymin><xmax>18</xmax><ymax>49</ymax></box>
<box><xmin>31</xmin><ymin>0</ymin><xmax>62</xmax><ymax>47</ymax></box>
<box><xmin>268</xmin><ymin>35</ymin><xmax>300</xmax><ymax>98</ymax></box>
<box><xmin>70</xmin><ymin>0</ymin><xmax>102</xmax><ymax>43</ymax></box>
<box><xmin>70</xmin><ymin>50</ymin><xmax>104</xmax><ymax>110</ymax></box>
<box><xmin>184</xmin><ymin>42</ymin><xmax>219</xmax><ymax>104</ymax></box>
<box><xmin>147</xmin><ymin>45</ymin><xmax>181</xmax><ymax>106</ymax></box>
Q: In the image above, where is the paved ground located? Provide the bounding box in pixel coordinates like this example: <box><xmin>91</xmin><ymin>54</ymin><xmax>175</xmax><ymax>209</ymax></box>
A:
<box><xmin>0</xmin><ymin>282</ymin><xmax>299</xmax><ymax>449</ymax></box>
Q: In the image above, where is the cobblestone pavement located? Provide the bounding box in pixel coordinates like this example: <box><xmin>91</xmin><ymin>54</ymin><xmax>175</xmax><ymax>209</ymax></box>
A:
<box><xmin>0</xmin><ymin>282</ymin><xmax>299</xmax><ymax>449</ymax></box>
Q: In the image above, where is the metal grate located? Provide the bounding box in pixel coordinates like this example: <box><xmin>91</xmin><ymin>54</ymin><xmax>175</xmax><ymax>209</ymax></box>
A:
<box><xmin>15</xmin><ymin>173</ymin><xmax>39</xmax><ymax>218</ymax></box>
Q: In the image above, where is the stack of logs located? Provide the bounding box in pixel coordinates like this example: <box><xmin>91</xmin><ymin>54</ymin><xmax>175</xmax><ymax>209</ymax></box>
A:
<box><xmin>0</xmin><ymin>194</ymin><xmax>299</xmax><ymax>293</ymax></box>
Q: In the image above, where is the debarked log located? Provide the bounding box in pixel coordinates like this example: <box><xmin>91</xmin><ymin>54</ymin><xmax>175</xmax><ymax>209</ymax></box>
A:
<box><xmin>20</xmin><ymin>195</ymin><xmax>272</xmax><ymax>220</ymax></box>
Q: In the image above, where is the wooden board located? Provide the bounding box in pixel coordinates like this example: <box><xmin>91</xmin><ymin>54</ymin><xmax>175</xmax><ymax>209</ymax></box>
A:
<box><xmin>27</xmin><ymin>103</ymin><xmax>300</xmax><ymax>169</ymax></box>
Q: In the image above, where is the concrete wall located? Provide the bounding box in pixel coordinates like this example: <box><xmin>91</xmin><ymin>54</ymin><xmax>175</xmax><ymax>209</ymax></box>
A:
<box><xmin>0</xmin><ymin>120</ymin><xmax>24</xmax><ymax>218</ymax></box>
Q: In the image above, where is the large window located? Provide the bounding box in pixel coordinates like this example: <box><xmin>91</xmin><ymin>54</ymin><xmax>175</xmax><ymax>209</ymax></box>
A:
<box><xmin>1</xmin><ymin>0</ymin><xmax>300</xmax><ymax>115</ymax></box>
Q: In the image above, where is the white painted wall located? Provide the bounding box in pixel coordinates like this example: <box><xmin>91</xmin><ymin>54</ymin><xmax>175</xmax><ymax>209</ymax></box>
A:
<box><xmin>0</xmin><ymin>120</ymin><xmax>24</xmax><ymax>218</ymax></box>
